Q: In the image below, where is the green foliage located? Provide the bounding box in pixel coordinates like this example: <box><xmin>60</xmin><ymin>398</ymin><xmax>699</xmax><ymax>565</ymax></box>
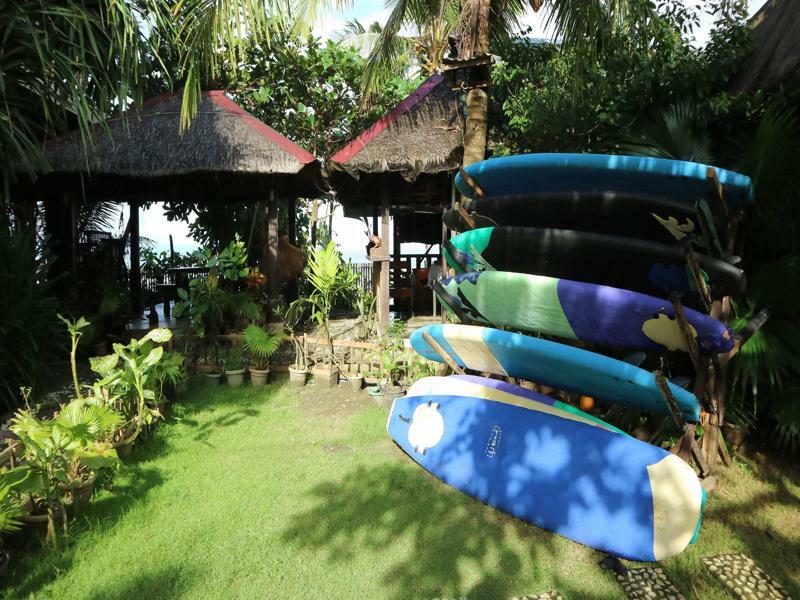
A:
<box><xmin>88</xmin><ymin>328</ymin><xmax>175</xmax><ymax>443</ymax></box>
<box><xmin>241</xmin><ymin>324</ymin><xmax>285</xmax><ymax>370</ymax></box>
<box><xmin>57</xmin><ymin>314</ymin><xmax>91</xmax><ymax>400</ymax></box>
<box><xmin>173</xmin><ymin>240</ymin><xmax>259</xmax><ymax>364</ymax></box>
<box><xmin>291</xmin><ymin>241</ymin><xmax>356</xmax><ymax>367</ymax></box>
<box><xmin>369</xmin><ymin>320</ymin><xmax>435</xmax><ymax>388</ymax></box>
<box><xmin>223</xmin><ymin>346</ymin><xmax>244</xmax><ymax>372</ymax></box>
<box><xmin>490</xmin><ymin>3</ymin><xmax>753</xmax><ymax>155</ymax></box>
<box><xmin>0</xmin><ymin>227</ymin><xmax>60</xmax><ymax>410</ymax></box>
<box><xmin>274</xmin><ymin>303</ymin><xmax>308</xmax><ymax>370</ymax></box>
<box><xmin>10</xmin><ymin>398</ymin><xmax>121</xmax><ymax>543</ymax></box>
<box><xmin>141</xmin><ymin>248</ymin><xmax>194</xmax><ymax>285</ymax></box>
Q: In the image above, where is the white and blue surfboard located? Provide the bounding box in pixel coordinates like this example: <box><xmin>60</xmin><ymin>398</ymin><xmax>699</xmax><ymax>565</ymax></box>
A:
<box><xmin>410</xmin><ymin>324</ymin><xmax>701</xmax><ymax>422</ymax></box>
<box><xmin>387</xmin><ymin>390</ymin><xmax>706</xmax><ymax>562</ymax></box>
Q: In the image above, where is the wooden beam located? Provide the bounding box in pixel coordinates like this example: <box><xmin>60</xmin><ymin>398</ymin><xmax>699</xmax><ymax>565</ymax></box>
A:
<box><xmin>457</xmin><ymin>168</ymin><xmax>486</xmax><ymax>198</ymax></box>
<box><xmin>422</xmin><ymin>331</ymin><xmax>465</xmax><ymax>375</ymax></box>
<box><xmin>684</xmin><ymin>245</ymin><xmax>712</xmax><ymax>309</ymax></box>
<box><xmin>129</xmin><ymin>199</ymin><xmax>142</xmax><ymax>314</ymax></box>
<box><xmin>669</xmin><ymin>292</ymin><xmax>701</xmax><ymax>371</ymax></box>
<box><xmin>455</xmin><ymin>203</ymin><xmax>477</xmax><ymax>230</ymax></box>
<box><xmin>657</xmin><ymin>372</ymin><xmax>709</xmax><ymax>476</ymax></box>
<box><xmin>287</xmin><ymin>197</ymin><xmax>297</xmax><ymax>245</ymax></box>
<box><xmin>267</xmin><ymin>187</ymin><xmax>279</xmax><ymax>301</ymax></box>
<box><xmin>377</xmin><ymin>186</ymin><xmax>391</xmax><ymax>336</ymax></box>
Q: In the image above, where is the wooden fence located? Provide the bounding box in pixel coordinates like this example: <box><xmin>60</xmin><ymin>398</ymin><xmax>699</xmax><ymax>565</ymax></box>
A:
<box><xmin>348</xmin><ymin>261</ymin><xmax>373</xmax><ymax>292</ymax></box>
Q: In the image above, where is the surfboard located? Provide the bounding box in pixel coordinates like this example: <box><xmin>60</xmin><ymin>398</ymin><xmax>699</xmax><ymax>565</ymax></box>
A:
<box><xmin>455</xmin><ymin>153</ymin><xmax>754</xmax><ymax>209</ymax></box>
<box><xmin>435</xmin><ymin>270</ymin><xmax>735</xmax><ymax>354</ymax></box>
<box><xmin>410</xmin><ymin>324</ymin><xmax>701</xmax><ymax>422</ymax></box>
<box><xmin>387</xmin><ymin>392</ymin><xmax>706</xmax><ymax>561</ymax></box>
<box><xmin>445</xmin><ymin>227</ymin><xmax>746</xmax><ymax>299</ymax></box>
<box><xmin>408</xmin><ymin>375</ymin><xmax>627</xmax><ymax>435</ymax></box>
<box><xmin>443</xmin><ymin>191</ymin><xmax>720</xmax><ymax>247</ymax></box>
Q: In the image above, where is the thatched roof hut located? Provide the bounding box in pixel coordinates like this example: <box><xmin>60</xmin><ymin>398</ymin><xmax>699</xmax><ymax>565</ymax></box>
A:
<box><xmin>25</xmin><ymin>90</ymin><xmax>322</xmax><ymax>201</ymax></box>
<box><xmin>328</xmin><ymin>74</ymin><xmax>463</xmax><ymax>217</ymax></box>
<box><xmin>329</xmin><ymin>74</ymin><xmax>463</xmax><ymax>183</ymax></box>
<box><xmin>731</xmin><ymin>0</ymin><xmax>800</xmax><ymax>93</ymax></box>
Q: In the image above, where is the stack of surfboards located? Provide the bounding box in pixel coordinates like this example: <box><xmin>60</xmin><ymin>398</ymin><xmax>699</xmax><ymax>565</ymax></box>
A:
<box><xmin>386</xmin><ymin>153</ymin><xmax>753</xmax><ymax>561</ymax></box>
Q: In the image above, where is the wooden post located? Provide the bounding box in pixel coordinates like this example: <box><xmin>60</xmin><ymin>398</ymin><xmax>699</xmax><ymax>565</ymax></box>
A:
<box><xmin>129</xmin><ymin>199</ymin><xmax>142</xmax><ymax>314</ymax></box>
<box><xmin>422</xmin><ymin>331</ymin><xmax>465</xmax><ymax>375</ymax></box>
<box><xmin>656</xmin><ymin>372</ymin><xmax>709</xmax><ymax>476</ymax></box>
<box><xmin>310</xmin><ymin>199</ymin><xmax>319</xmax><ymax>247</ymax></box>
<box><xmin>376</xmin><ymin>186</ymin><xmax>391</xmax><ymax>336</ymax></box>
<box><xmin>267</xmin><ymin>187</ymin><xmax>279</xmax><ymax>302</ymax></box>
<box><xmin>287</xmin><ymin>197</ymin><xmax>297</xmax><ymax>245</ymax></box>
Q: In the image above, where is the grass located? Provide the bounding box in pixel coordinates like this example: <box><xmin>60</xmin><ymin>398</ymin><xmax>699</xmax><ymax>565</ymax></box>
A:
<box><xmin>4</xmin><ymin>377</ymin><xmax>799</xmax><ymax>599</ymax></box>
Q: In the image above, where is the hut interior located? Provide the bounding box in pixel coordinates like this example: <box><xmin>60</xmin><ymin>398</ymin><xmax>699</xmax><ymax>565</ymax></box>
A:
<box><xmin>328</xmin><ymin>74</ymin><xmax>464</xmax><ymax>332</ymax></box>
<box><xmin>13</xmin><ymin>90</ymin><xmax>322</xmax><ymax>319</ymax></box>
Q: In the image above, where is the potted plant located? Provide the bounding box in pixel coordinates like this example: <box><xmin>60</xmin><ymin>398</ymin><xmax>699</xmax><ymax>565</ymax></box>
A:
<box><xmin>10</xmin><ymin>399</ymin><xmax>120</xmax><ymax>542</ymax></box>
<box><xmin>354</xmin><ymin>290</ymin><xmax>376</xmax><ymax>340</ymax></box>
<box><xmin>275</xmin><ymin>304</ymin><xmax>309</xmax><ymax>387</ymax></box>
<box><xmin>223</xmin><ymin>345</ymin><xmax>246</xmax><ymax>387</ymax></box>
<box><xmin>347</xmin><ymin>372</ymin><xmax>364</xmax><ymax>392</ymax></box>
<box><xmin>0</xmin><ymin>466</ymin><xmax>34</xmax><ymax>573</ymax></box>
<box><xmin>88</xmin><ymin>328</ymin><xmax>175</xmax><ymax>455</ymax></box>
<box><xmin>297</xmin><ymin>242</ymin><xmax>356</xmax><ymax>390</ymax></box>
<box><xmin>241</xmin><ymin>324</ymin><xmax>284</xmax><ymax>387</ymax></box>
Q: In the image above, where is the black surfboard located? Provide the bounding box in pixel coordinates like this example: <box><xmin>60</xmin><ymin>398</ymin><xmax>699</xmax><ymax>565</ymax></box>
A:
<box><xmin>444</xmin><ymin>192</ymin><xmax>724</xmax><ymax>248</ymax></box>
<box><xmin>445</xmin><ymin>226</ymin><xmax>745</xmax><ymax>299</ymax></box>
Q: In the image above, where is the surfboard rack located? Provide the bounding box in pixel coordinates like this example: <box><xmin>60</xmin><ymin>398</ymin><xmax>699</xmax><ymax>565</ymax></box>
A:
<box><xmin>655</xmin><ymin>371</ymin><xmax>710</xmax><ymax>477</ymax></box>
<box><xmin>458</xmin><ymin>168</ymin><xmax>487</xmax><ymax>198</ymax></box>
<box><xmin>455</xmin><ymin>203</ymin><xmax>478</xmax><ymax>230</ymax></box>
<box><xmin>421</xmin><ymin>330</ymin><xmax>466</xmax><ymax>376</ymax></box>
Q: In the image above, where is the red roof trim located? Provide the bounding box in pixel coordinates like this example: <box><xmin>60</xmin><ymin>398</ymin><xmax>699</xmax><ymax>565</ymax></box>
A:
<box><xmin>207</xmin><ymin>91</ymin><xmax>317</xmax><ymax>164</ymax></box>
<box><xmin>329</xmin><ymin>74</ymin><xmax>446</xmax><ymax>165</ymax></box>
<box><xmin>46</xmin><ymin>91</ymin><xmax>317</xmax><ymax>165</ymax></box>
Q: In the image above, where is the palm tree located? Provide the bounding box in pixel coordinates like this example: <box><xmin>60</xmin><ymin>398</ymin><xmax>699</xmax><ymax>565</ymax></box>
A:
<box><xmin>348</xmin><ymin>0</ymin><xmax>658</xmax><ymax>166</ymax></box>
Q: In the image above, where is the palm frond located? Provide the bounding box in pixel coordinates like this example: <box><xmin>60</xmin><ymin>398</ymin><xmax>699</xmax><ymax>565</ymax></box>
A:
<box><xmin>621</xmin><ymin>101</ymin><xmax>715</xmax><ymax>163</ymax></box>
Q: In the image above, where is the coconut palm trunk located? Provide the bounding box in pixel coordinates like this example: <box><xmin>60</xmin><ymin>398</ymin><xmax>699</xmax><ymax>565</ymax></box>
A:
<box><xmin>461</xmin><ymin>0</ymin><xmax>492</xmax><ymax>167</ymax></box>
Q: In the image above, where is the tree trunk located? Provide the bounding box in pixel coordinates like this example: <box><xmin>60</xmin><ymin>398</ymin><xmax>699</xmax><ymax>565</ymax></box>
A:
<box><xmin>461</xmin><ymin>0</ymin><xmax>492</xmax><ymax>167</ymax></box>
<box><xmin>463</xmin><ymin>88</ymin><xmax>489</xmax><ymax>167</ymax></box>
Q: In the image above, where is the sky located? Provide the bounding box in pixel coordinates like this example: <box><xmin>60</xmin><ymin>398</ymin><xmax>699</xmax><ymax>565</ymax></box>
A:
<box><xmin>135</xmin><ymin>0</ymin><xmax>768</xmax><ymax>262</ymax></box>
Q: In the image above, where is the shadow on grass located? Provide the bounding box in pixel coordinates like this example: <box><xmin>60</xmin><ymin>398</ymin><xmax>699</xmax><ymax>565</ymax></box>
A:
<box><xmin>282</xmin><ymin>462</ymin><xmax>589</xmax><ymax>600</ymax></box>
<box><xmin>82</xmin><ymin>564</ymin><xmax>197</xmax><ymax>600</ymax></box>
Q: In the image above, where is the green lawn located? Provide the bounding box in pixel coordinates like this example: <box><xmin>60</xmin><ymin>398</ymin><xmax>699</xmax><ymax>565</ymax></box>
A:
<box><xmin>5</xmin><ymin>378</ymin><xmax>799</xmax><ymax>599</ymax></box>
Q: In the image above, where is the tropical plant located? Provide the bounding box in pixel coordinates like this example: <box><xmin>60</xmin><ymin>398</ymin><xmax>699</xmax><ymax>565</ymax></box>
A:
<box><xmin>355</xmin><ymin>289</ymin><xmax>377</xmax><ymax>340</ymax></box>
<box><xmin>10</xmin><ymin>399</ymin><xmax>121</xmax><ymax>544</ymax></box>
<box><xmin>57</xmin><ymin>314</ymin><xmax>92</xmax><ymax>400</ymax></box>
<box><xmin>0</xmin><ymin>467</ymin><xmax>37</xmax><ymax>537</ymax></box>
<box><xmin>88</xmin><ymin>328</ymin><xmax>174</xmax><ymax>444</ymax></box>
<box><xmin>174</xmin><ymin>271</ymin><xmax>259</xmax><ymax>367</ymax></box>
<box><xmin>151</xmin><ymin>351</ymin><xmax>187</xmax><ymax>400</ymax></box>
<box><xmin>291</xmin><ymin>241</ymin><xmax>356</xmax><ymax>368</ymax></box>
<box><xmin>193</xmin><ymin>235</ymin><xmax>251</xmax><ymax>282</ymax></box>
<box><xmin>241</xmin><ymin>324</ymin><xmax>285</xmax><ymax>370</ymax></box>
<box><xmin>274</xmin><ymin>303</ymin><xmax>308</xmax><ymax>371</ymax></box>
<box><xmin>223</xmin><ymin>346</ymin><xmax>245</xmax><ymax>372</ymax></box>
<box><xmin>0</xmin><ymin>227</ymin><xmax>60</xmax><ymax>410</ymax></box>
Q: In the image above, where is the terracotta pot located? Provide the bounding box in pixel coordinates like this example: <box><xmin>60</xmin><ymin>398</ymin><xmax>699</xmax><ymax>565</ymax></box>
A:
<box><xmin>225</xmin><ymin>368</ymin><xmax>246</xmax><ymax>387</ymax></box>
<box><xmin>312</xmin><ymin>367</ymin><xmax>339</xmax><ymax>390</ymax></box>
<box><xmin>289</xmin><ymin>367</ymin><xmax>308</xmax><ymax>388</ymax></box>
<box><xmin>250</xmin><ymin>367</ymin><xmax>270</xmax><ymax>387</ymax></box>
<box><xmin>59</xmin><ymin>474</ymin><xmax>96</xmax><ymax>509</ymax></box>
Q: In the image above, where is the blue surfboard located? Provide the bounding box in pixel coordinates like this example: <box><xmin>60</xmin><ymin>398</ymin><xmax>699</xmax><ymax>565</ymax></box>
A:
<box><xmin>455</xmin><ymin>153</ymin><xmax>754</xmax><ymax>208</ymax></box>
<box><xmin>410</xmin><ymin>324</ymin><xmax>701</xmax><ymax>422</ymax></box>
<box><xmin>387</xmin><ymin>393</ymin><xmax>705</xmax><ymax>561</ymax></box>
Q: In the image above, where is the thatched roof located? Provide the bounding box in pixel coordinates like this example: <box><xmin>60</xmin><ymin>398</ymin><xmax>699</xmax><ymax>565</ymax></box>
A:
<box><xmin>44</xmin><ymin>91</ymin><xmax>317</xmax><ymax>176</ymax></box>
<box><xmin>20</xmin><ymin>91</ymin><xmax>322</xmax><ymax>201</ymax></box>
<box><xmin>731</xmin><ymin>0</ymin><xmax>800</xmax><ymax>92</ymax></box>
<box><xmin>328</xmin><ymin>74</ymin><xmax>463</xmax><ymax>182</ymax></box>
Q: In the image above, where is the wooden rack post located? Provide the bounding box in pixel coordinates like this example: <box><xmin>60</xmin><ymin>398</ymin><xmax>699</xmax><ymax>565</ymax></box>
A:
<box><xmin>422</xmin><ymin>331</ymin><xmax>465</xmax><ymax>375</ymax></box>
<box><xmin>458</xmin><ymin>168</ymin><xmax>486</xmax><ymax>198</ymax></box>
<box><xmin>656</xmin><ymin>371</ymin><xmax>709</xmax><ymax>476</ymax></box>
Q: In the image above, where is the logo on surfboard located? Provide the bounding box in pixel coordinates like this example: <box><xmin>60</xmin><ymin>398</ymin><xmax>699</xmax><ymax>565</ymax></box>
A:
<box><xmin>485</xmin><ymin>425</ymin><xmax>502</xmax><ymax>457</ymax></box>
